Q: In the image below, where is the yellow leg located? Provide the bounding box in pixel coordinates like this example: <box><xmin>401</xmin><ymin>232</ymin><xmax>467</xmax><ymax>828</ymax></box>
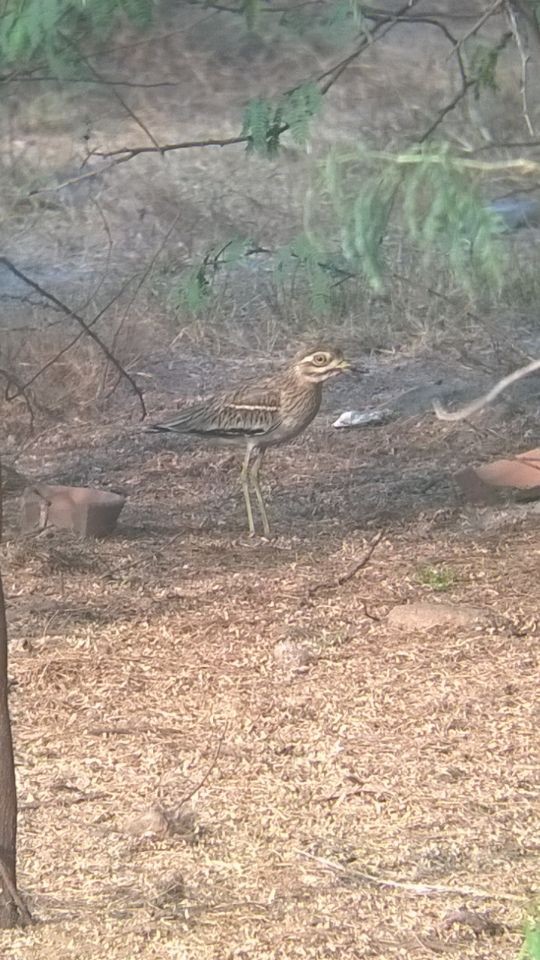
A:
<box><xmin>250</xmin><ymin>450</ymin><xmax>271</xmax><ymax>538</ymax></box>
<box><xmin>240</xmin><ymin>447</ymin><xmax>256</xmax><ymax>536</ymax></box>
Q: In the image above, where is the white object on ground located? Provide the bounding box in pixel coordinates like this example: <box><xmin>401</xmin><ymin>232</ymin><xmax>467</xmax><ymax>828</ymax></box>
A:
<box><xmin>332</xmin><ymin>410</ymin><xmax>387</xmax><ymax>429</ymax></box>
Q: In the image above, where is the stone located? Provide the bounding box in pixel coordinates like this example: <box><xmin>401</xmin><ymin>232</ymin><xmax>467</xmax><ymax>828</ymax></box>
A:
<box><xmin>273</xmin><ymin>639</ymin><xmax>315</xmax><ymax>670</ymax></box>
<box><xmin>120</xmin><ymin>804</ymin><xmax>170</xmax><ymax>839</ymax></box>
<box><xmin>387</xmin><ymin>601</ymin><xmax>492</xmax><ymax>632</ymax></box>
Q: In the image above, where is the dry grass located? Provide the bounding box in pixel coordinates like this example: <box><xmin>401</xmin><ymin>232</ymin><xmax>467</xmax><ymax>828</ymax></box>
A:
<box><xmin>0</xmin><ymin>349</ymin><xmax>538</xmax><ymax>959</ymax></box>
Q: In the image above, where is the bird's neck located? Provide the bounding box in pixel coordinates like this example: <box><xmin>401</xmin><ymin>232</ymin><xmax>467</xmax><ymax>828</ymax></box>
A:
<box><xmin>275</xmin><ymin>371</ymin><xmax>323</xmax><ymax>418</ymax></box>
<box><xmin>286</xmin><ymin>369</ymin><xmax>324</xmax><ymax>394</ymax></box>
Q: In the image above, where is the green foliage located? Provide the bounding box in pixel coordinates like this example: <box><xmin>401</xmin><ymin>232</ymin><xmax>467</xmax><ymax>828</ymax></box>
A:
<box><xmin>280</xmin><ymin>0</ymin><xmax>369</xmax><ymax>46</ymax></box>
<box><xmin>467</xmin><ymin>39</ymin><xmax>501</xmax><ymax>100</ymax></box>
<box><xmin>242</xmin><ymin>0</ymin><xmax>260</xmax><ymax>30</ymax></box>
<box><xmin>0</xmin><ymin>0</ymin><xmax>154</xmax><ymax>70</ymax></box>
<box><xmin>241</xmin><ymin>99</ymin><xmax>277</xmax><ymax>156</ymax></box>
<box><xmin>171</xmin><ymin>143</ymin><xmax>505</xmax><ymax>314</ymax></box>
<box><xmin>416</xmin><ymin>565</ymin><xmax>457</xmax><ymax>592</ymax></box>
<box><xmin>241</xmin><ymin>82</ymin><xmax>322</xmax><ymax>156</ymax></box>
<box><xmin>283</xmin><ymin>83</ymin><xmax>323</xmax><ymax>145</ymax></box>
<box><xmin>275</xmin><ymin>234</ymin><xmax>337</xmax><ymax>312</ymax></box>
<box><xmin>316</xmin><ymin>143</ymin><xmax>504</xmax><ymax>292</ymax></box>
<box><xmin>170</xmin><ymin>238</ymin><xmax>254</xmax><ymax>314</ymax></box>
<box><xmin>519</xmin><ymin>919</ymin><xmax>540</xmax><ymax>960</ymax></box>
<box><xmin>173</xmin><ymin>265</ymin><xmax>211</xmax><ymax>313</ymax></box>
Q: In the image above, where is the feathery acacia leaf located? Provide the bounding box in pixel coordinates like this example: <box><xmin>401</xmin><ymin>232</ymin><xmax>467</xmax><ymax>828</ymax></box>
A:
<box><xmin>241</xmin><ymin>82</ymin><xmax>323</xmax><ymax>156</ymax></box>
<box><xmin>0</xmin><ymin>0</ymin><xmax>153</xmax><ymax>69</ymax></box>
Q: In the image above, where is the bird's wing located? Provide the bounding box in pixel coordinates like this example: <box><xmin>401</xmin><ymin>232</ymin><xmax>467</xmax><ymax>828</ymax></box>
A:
<box><xmin>151</xmin><ymin>382</ymin><xmax>282</xmax><ymax>439</ymax></box>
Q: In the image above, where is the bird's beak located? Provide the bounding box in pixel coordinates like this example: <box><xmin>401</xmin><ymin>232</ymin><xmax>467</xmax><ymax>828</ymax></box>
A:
<box><xmin>337</xmin><ymin>358</ymin><xmax>354</xmax><ymax>372</ymax></box>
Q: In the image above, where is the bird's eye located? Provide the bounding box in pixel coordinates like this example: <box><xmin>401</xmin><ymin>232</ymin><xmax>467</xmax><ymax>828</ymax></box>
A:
<box><xmin>313</xmin><ymin>353</ymin><xmax>328</xmax><ymax>365</ymax></box>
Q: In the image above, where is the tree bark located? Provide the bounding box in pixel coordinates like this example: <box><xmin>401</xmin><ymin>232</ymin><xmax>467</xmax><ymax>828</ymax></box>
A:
<box><xmin>0</xmin><ymin>460</ymin><xmax>26</xmax><ymax>927</ymax></box>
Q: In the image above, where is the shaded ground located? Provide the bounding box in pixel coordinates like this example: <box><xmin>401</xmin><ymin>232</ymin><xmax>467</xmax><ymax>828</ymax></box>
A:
<box><xmin>0</xmin><ymin>348</ymin><xmax>538</xmax><ymax>959</ymax></box>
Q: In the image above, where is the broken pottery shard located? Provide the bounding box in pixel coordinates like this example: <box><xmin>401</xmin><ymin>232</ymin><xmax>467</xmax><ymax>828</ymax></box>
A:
<box><xmin>21</xmin><ymin>484</ymin><xmax>126</xmax><ymax>538</ymax></box>
<box><xmin>333</xmin><ymin>410</ymin><xmax>387</xmax><ymax>429</ymax></box>
<box><xmin>456</xmin><ymin>448</ymin><xmax>540</xmax><ymax>504</ymax></box>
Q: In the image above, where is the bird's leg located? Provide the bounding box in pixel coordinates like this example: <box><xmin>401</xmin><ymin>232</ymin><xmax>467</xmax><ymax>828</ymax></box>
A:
<box><xmin>250</xmin><ymin>449</ymin><xmax>271</xmax><ymax>538</ymax></box>
<box><xmin>240</xmin><ymin>446</ymin><xmax>256</xmax><ymax>536</ymax></box>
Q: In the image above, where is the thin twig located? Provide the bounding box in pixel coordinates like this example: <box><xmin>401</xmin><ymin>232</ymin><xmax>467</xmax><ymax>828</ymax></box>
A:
<box><xmin>506</xmin><ymin>2</ymin><xmax>535</xmax><ymax>136</ymax></box>
<box><xmin>0</xmin><ymin>368</ymin><xmax>36</xmax><ymax>430</ymax></box>
<box><xmin>420</xmin><ymin>80</ymin><xmax>475</xmax><ymax>142</ymax></box>
<box><xmin>1</xmin><ymin>75</ymin><xmax>178</xmax><ymax>87</ymax></box>
<box><xmin>61</xmin><ymin>34</ymin><xmax>162</xmax><ymax>151</ymax></box>
<box><xmin>308</xmin><ymin>530</ymin><xmax>385</xmax><ymax>597</ymax></box>
<box><xmin>360</xmin><ymin>598</ymin><xmax>382</xmax><ymax>621</ymax></box>
<box><xmin>0</xmin><ymin>258</ymin><xmax>147</xmax><ymax>419</ymax></box>
<box><xmin>173</xmin><ymin>723</ymin><xmax>228</xmax><ymax>813</ymax></box>
<box><xmin>420</xmin><ymin>31</ymin><xmax>512</xmax><ymax>141</ymax></box>
<box><xmin>296</xmin><ymin>850</ymin><xmax>528</xmax><ymax>902</ymax></box>
<box><xmin>317</xmin><ymin>0</ymin><xmax>421</xmax><ymax>94</ymax></box>
<box><xmin>433</xmin><ymin>357</ymin><xmax>540</xmax><ymax>421</ymax></box>
<box><xmin>4</xmin><ymin>275</ymin><xmax>139</xmax><ymax>401</ymax></box>
<box><xmin>88</xmin><ymin>197</ymin><xmax>114</xmax><ymax>308</ymax></box>
<box><xmin>446</xmin><ymin>0</ymin><xmax>505</xmax><ymax>61</ymax></box>
<box><xmin>102</xmin><ymin>209</ymin><xmax>183</xmax><ymax>399</ymax></box>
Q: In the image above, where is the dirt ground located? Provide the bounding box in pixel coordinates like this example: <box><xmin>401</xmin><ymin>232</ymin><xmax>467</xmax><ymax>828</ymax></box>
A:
<box><xmin>1</xmin><ymin>1</ymin><xmax>539</xmax><ymax>955</ymax></box>
<box><xmin>0</xmin><ymin>348</ymin><xmax>538</xmax><ymax>960</ymax></box>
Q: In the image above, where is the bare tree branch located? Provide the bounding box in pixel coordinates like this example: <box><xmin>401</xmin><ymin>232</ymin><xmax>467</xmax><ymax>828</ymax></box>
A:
<box><xmin>0</xmin><ymin>369</ymin><xmax>36</xmax><ymax>431</ymax></box>
<box><xmin>60</xmin><ymin>33</ymin><xmax>163</xmax><ymax>151</ymax></box>
<box><xmin>506</xmin><ymin>1</ymin><xmax>535</xmax><ymax>135</ymax></box>
<box><xmin>27</xmin><ymin>0</ymin><xmax>418</xmax><ymax>197</ymax></box>
<box><xmin>446</xmin><ymin>0</ymin><xmax>505</xmax><ymax>61</ymax></box>
<box><xmin>0</xmin><ymin>75</ymin><xmax>178</xmax><ymax>87</ymax></box>
<box><xmin>316</xmin><ymin>0</ymin><xmax>422</xmax><ymax>94</ymax></box>
<box><xmin>420</xmin><ymin>30</ymin><xmax>513</xmax><ymax>141</ymax></box>
<box><xmin>296</xmin><ymin>849</ymin><xmax>526</xmax><ymax>902</ymax></box>
<box><xmin>433</xmin><ymin>357</ymin><xmax>540</xmax><ymax>421</ymax></box>
<box><xmin>507</xmin><ymin>0</ymin><xmax>540</xmax><ymax>48</ymax></box>
<box><xmin>6</xmin><ymin>275</ymin><xmax>139</xmax><ymax>403</ymax></box>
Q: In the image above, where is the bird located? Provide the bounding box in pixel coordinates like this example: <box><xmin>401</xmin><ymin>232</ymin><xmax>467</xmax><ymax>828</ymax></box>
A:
<box><xmin>148</xmin><ymin>344</ymin><xmax>352</xmax><ymax>536</ymax></box>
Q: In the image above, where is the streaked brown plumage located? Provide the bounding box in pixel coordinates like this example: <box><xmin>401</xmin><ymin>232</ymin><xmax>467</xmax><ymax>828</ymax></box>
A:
<box><xmin>149</xmin><ymin>344</ymin><xmax>352</xmax><ymax>536</ymax></box>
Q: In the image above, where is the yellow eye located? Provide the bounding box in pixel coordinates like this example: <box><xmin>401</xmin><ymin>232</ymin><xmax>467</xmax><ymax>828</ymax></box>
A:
<box><xmin>313</xmin><ymin>353</ymin><xmax>328</xmax><ymax>365</ymax></box>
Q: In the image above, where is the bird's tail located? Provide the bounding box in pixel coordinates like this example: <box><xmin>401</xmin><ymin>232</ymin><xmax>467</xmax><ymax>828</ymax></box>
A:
<box><xmin>145</xmin><ymin>424</ymin><xmax>174</xmax><ymax>434</ymax></box>
<box><xmin>146</xmin><ymin>408</ymin><xmax>204</xmax><ymax>435</ymax></box>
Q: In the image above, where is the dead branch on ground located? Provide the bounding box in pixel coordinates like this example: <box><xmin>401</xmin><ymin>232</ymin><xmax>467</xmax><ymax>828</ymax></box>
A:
<box><xmin>308</xmin><ymin>530</ymin><xmax>385</xmax><ymax>597</ymax></box>
<box><xmin>296</xmin><ymin>849</ymin><xmax>526</xmax><ymax>902</ymax></box>
<box><xmin>433</xmin><ymin>357</ymin><xmax>540</xmax><ymax>422</ymax></box>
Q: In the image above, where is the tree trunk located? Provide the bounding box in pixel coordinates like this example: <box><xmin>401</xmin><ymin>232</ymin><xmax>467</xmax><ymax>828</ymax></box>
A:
<box><xmin>0</xmin><ymin>460</ymin><xmax>26</xmax><ymax>927</ymax></box>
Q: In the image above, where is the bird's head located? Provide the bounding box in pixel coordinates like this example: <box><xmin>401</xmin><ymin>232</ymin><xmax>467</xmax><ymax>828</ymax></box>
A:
<box><xmin>293</xmin><ymin>345</ymin><xmax>353</xmax><ymax>383</ymax></box>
